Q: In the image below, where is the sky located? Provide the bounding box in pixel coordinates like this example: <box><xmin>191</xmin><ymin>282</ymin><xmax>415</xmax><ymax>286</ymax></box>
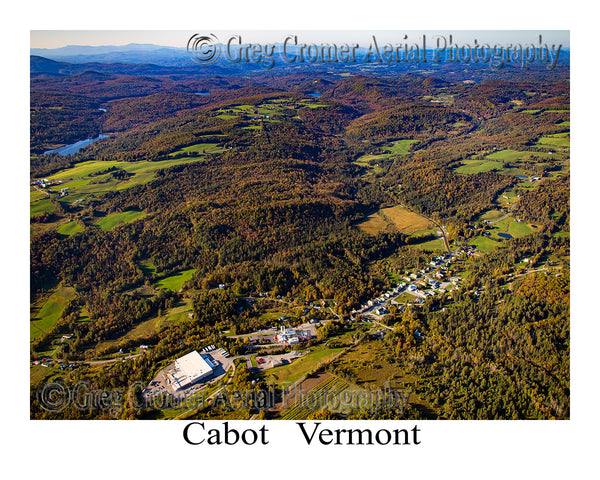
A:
<box><xmin>30</xmin><ymin>30</ymin><xmax>570</xmax><ymax>50</ymax></box>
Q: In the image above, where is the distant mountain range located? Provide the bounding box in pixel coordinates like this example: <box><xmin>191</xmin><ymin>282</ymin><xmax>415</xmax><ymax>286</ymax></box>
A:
<box><xmin>30</xmin><ymin>43</ymin><xmax>191</xmax><ymax>66</ymax></box>
<box><xmin>30</xmin><ymin>54</ymin><xmax>241</xmax><ymax>77</ymax></box>
<box><xmin>30</xmin><ymin>42</ymin><xmax>570</xmax><ymax>83</ymax></box>
<box><xmin>30</xmin><ymin>41</ymin><xmax>570</xmax><ymax>68</ymax></box>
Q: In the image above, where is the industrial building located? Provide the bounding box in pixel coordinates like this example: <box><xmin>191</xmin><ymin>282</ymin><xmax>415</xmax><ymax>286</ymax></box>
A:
<box><xmin>165</xmin><ymin>350</ymin><xmax>216</xmax><ymax>391</ymax></box>
<box><xmin>275</xmin><ymin>326</ymin><xmax>312</xmax><ymax>344</ymax></box>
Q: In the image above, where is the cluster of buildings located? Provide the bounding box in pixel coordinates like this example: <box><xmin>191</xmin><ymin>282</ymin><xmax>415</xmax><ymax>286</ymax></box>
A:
<box><xmin>359</xmin><ymin>283</ymin><xmax>408</xmax><ymax>312</ymax></box>
<box><xmin>31</xmin><ymin>178</ymin><xmax>62</xmax><ymax>189</ymax></box>
<box><xmin>275</xmin><ymin>326</ymin><xmax>312</xmax><ymax>345</ymax></box>
<box><xmin>350</xmin><ymin>251</ymin><xmax>462</xmax><ymax>318</ymax></box>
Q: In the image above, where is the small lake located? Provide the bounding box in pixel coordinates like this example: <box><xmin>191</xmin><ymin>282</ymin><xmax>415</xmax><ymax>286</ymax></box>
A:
<box><xmin>44</xmin><ymin>134</ymin><xmax>108</xmax><ymax>156</ymax></box>
<box><xmin>307</xmin><ymin>92</ymin><xmax>321</xmax><ymax>97</ymax></box>
<box><xmin>195</xmin><ymin>91</ymin><xmax>211</xmax><ymax>95</ymax></box>
<box><xmin>98</xmin><ymin>108</ymin><xmax>107</xmax><ymax>112</ymax></box>
<box><xmin>497</xmin><ymin>233</ymin><xmax>513</xmax><ymax>239</ymax></box>
<box><xmin>514</xmin><ymin>175</ymin><xmax>528</xmax><ymax>179</ymax></box>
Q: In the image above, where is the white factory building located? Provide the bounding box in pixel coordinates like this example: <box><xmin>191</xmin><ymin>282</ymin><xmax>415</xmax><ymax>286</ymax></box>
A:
<box><xmin>165</xmin><ymin>350</ymin><xmax>216</xmax><ymax>391</ymax></box>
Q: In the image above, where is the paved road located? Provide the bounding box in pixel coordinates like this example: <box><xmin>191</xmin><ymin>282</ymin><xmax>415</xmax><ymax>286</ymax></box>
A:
<box><xmin>488</xmin><ymin>200</ymin><xmax>518</xmax><ymax>225</ymax></box>
<box><xmin>488</xmin><ymin>212</ymin><xmax>512</xmax><ymax>225</ymax></box>
<box><xmin>84</xmin><ymin>353</ymin><xmax>143</xmax><ymax>365</ymax></box>
<box><xmin>401</xmin><ymin>204</ymin><xmax>450</xmax><ymax>253</ymax></box>
<box><xmin>32</xmin><ymin>185</ymin><xmax>51</xmax><ymax>197</ymax></box>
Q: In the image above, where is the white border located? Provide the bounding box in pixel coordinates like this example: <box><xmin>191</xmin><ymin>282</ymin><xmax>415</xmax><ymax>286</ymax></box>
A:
<box><xmin>5</xmin><ymin>1</ymin><xmax>597</xmax><ymax>478</ymax></box>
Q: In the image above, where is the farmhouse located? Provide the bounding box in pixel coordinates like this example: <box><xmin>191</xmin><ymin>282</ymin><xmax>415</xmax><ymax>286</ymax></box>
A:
<box><xmin>165</xmin><ymin>350</ymin><xmax>215</xmax><ymax>391</ymax></box>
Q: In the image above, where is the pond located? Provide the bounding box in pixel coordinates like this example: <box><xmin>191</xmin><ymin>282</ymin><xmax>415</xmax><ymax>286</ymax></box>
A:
<box><xmin>514</xmin><ymin>175</ymin><xmax>528</xmax><ymax>179</ymax></box>
<box><xmin>307</xmin><ymin>92</ymin><xmax>321</xmax><ymax>97</ymax></box>
<box><xmin>44</xmin><ymin>134</ymin><xmax>108</xmax><ymax>156</ymax></box>
<box><xmin>195</xmin><ymin>91</ymin><xmax>211</xmax><ymax>95</ymax></box>
<box><xmin>497</xmin><ymin>232</ymin><xmax>513</xmax><ymax>239</ymax></box>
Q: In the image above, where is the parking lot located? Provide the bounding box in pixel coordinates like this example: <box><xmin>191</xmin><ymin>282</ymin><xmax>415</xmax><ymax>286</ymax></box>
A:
<box><xmin>251</xmin><ymin>350</ymin><xmax>306</xmax><ymax>372</ymax></box>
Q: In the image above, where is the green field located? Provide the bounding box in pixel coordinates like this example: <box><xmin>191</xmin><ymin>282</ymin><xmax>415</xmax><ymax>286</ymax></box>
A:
<box><xmin>95</xmin><ymin>210</ymin><xmax>147</xmax><ymax>231</ymax></box>
<box><xmin>455</xmin><ymin>159</ymin><xmax>502</xmax><ymax>174</ymax></box>
<box><xmin>480</xmin><ymin>209</ymin><xmax>506</xmax><ymax>222</ymax></box>
<box><xmin>412</xmin><ymin>237</ymin><xmax>446</xmax><ymax>251</ymax></box>
<box><xmin>264</xmin><ymin>345</ymin><xmax>343</xmax><ymax>385</ymax></box>
<box><xmin>496</xmin><ymin>188</ymin><xmax>519</xmax><ymax>206</ymax></box>
<box><xmin>168</xmin><ymin>142</ymin><xmax>225</xmax><ymax>157</ymax></box>
<box><xmin>158</xmin><ymin>298</ymin><xmax>195</xmax><ymax>328</ymax></box>
<box><xmin>139</xmin><ymin>261</ymin><xmax>156</xmax><ymax>276</ymax></box>
<box><xmin>384</xmin><ymin>139</ymin><xmax>418</xmax><ymax>155</ymax></box>
<box><xmin>298</xmin><ymin>99</ymin><xmax>328</xmax><ymax>109</ymax></box>
<box><xmin>216</xmin><ymin>114</ymin><xmax>238</xmax><ymax>120</ymax></box>
<box><xmin>493</xmin><ymin>217</ymin><xmax>534</xmax><ymax>238</ymax></box>
<box><xmin>47</xmin><ymin>160</ymin><xmax>127</xmax><ymax>181</ymax></box>
<box><xmin>487</xmin><ymin>149</ymin><xmax>534</xmax><ymax>162</ymax></box>
<box><xmin>355</xmin><ymin>139</ymin><xmax>417</xmax><ymax>167</ymax></box>
<box><xmin>30</xmin><ymin>189</ymin><xmax>47</xmax><ymax>202</ymax></box>
<box><xmin>470</xmin><ymin>216</ymin><xmax>535</xmax><ymax>252</ymax></box>
<box><xmin>469</xmin><ymin>235</ymin><xmax>499</xmax><ymax>253</ymax></box>
<box><xmin>537</xmin><ymin>133</ymin><xmax>570</xmax><ymax>148</ymax></box>
<box><xmin>153</xmin><ymin>269</ymin><xmax>196</xmax><ymax>291</ymax></box>
<box><xmin>41</xmin><ymin>158</ymin><xmax>211</xmax><ymax>203</ymax></box>
<box><xmin>456</xmin><ymin>149</ymin><xmax>558</xmax><ymax>176</ymax></box>
<box><xmin>553</xmin><ymin>230</ymin><xmax>570</xmax><ymax>238</ymax></box>
<box><xmin>56</xmin><ymin>221</ymin><xmax>83</xmax><ymax>236</ymax></box>
<box><xmin>30</xmin><ymin>286</ymin><xmax>77</xmax><ymax>340</ymax></box>
<box><xmin>30</xmin><ymin>197</ymin><xmax>56</xmax><ymax>217</ymax></box>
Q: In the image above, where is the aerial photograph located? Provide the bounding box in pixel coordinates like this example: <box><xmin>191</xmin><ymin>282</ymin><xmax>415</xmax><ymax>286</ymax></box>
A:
<box><xmin>29</xmin><ymin>30</ymin><xmax>570</xmax><ymax>421</ymax></box>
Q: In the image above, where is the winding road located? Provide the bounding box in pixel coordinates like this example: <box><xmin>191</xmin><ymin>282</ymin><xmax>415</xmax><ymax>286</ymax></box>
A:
<box><xmin>407</xmin><ymin>207</ymin><xmax>451</xmax><ymax>254</ymax></box>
